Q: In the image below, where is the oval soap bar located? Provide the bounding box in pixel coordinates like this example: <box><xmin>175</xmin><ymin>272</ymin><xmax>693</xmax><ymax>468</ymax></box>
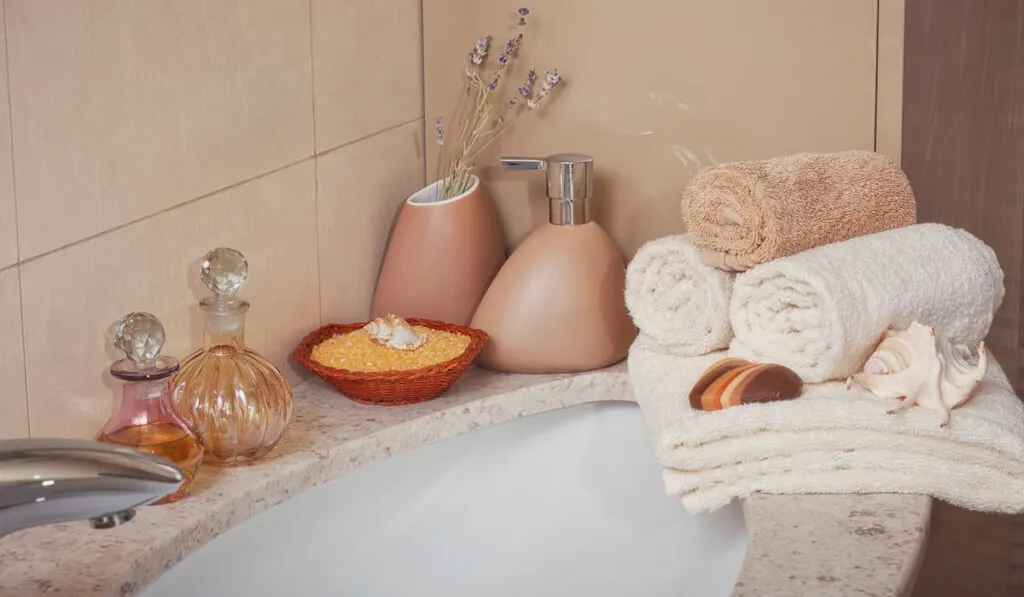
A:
<box><xmin>699</xmin><ymin>365</ymin><xmax>754</xmax><ymax>411</ymax></box>
<box><xmin>720</xmin><ymin>363</ymin><xmax>803</xmax><ymax>408</ymax></box>
<box><xmin>689</xmin><ymin>358</ymin><xmax>752</xmax><ymax>409</ymax></box>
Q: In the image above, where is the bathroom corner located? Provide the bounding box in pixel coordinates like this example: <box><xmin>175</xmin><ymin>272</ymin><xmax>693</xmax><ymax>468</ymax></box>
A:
<box><xmin>0</xmin><ymin>0</ymin><xmax>1021</xmax><ymax>596</ymax></box>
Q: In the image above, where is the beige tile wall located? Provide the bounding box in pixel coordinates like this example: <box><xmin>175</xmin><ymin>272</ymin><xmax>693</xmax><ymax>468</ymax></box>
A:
<box><xmin>0</xmin><ymin>0</ymin><xmax>425</xmax><ymax>438</ymax></box>
<box><xmin>317</xmin><ymin>121</ymin><xmax>425</xmax><ymax>324</ymax></box>
<box><xmin>0</xmin><ymin>268</ymin><xmax>26</xmax><ymax>437</ymax></box>
<box><xmin>0</xmin><ymin>0</ymin><xmax>904</xmax><ymax>437</ymax></box>
<box><xmin>422</xmin><ymin>0</ymin><xmax>906</xmax><ymax>257</ymax></box>
<box><xmin>311</xmin><ymin>0</ymin><xmax>424</xmax><ymax>151</ymax></box>
<box><xmin>0</xmin><ymin>5</ymin><xmax>14</xmax><ymax>270</ymax></box>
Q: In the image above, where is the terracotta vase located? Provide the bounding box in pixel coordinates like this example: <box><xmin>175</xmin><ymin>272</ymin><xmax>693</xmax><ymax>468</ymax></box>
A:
<box><xmin>370</xmin><ymin>175</ymin><xmax>506</xmax><ymax>325</ymax></box>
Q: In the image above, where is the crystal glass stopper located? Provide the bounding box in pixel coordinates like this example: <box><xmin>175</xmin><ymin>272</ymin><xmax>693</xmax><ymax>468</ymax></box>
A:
<box><xmin>113</xmin><ymin>312</ymin><xmax>166</xmax><ymax>366</ymax></box>
<box><xmin>201</xmin><ymin>248</ymin><xmax>248</xmax><ymax>297</ymax></box>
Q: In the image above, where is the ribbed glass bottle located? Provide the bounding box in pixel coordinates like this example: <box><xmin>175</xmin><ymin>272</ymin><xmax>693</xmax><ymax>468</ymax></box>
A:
<box><xmin>170</xmin><ymin>248</ymin><xmax>293</xmax><ymax>466</ymax></box>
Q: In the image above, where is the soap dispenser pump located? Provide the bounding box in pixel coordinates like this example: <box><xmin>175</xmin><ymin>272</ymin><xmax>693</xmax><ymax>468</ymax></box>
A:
<box><xmin>470</xmin><ymin>153</ymin><xmax>637</xmax><ymax>373</ymax></box>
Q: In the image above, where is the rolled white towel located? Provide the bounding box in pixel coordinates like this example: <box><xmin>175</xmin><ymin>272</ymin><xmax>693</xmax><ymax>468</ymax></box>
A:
<box><xmin>625</xmin><ymin>234</ymin><xmax>733</xmax><ymax>355</ymax></box>
<box><xmin>728</xmin><ymin>223</ymin><xmax>1004</xmax><ymax>382</ymax></box>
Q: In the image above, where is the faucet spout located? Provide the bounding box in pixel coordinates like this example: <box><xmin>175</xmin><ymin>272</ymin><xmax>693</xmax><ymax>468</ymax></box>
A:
<box><xmin>0</xmin><ymin>438</ymin><xmax>184</xmax><ymax>535</ymax></box>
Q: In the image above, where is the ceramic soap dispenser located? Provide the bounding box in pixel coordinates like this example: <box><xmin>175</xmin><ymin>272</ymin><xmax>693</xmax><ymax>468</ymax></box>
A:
<box><xmin>99</xmin><ymin>312</ymin><xmax>203</xmax><ymax>504</ymax></box>
<box><xmin>470</xmin><ymin>154</ymin><xmax>637</xmax><ymax>373</ymax></box>
<box><xmin>171</xmin><ymin>248</ymin><xmax>293</xmax><ymax>466</ymax></box>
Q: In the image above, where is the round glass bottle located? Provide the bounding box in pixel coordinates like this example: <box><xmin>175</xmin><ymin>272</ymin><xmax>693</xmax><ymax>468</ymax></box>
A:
<box><xmin>171</xmin><ymin>248</ymin><xmax>293</xmax><ymax>466</ymax></box>
<box><xmin>99</xmin><ymin>312</ymin><xmax>204</xmax><ymax>504</ymax></box>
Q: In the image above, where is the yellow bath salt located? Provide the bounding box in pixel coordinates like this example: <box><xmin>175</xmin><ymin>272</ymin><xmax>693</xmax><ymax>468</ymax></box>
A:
<box><xmin>310</xmin><ymin>326</ymin><xmax>471</xmax><ymax>372</ymax></box>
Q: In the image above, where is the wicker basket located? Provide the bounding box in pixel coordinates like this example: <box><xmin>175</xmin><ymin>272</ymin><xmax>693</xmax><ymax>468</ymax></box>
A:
<box><xmin>292</xmin><ymin>318</ymin><xmax>488</xmax><ymax>406</ymax></box>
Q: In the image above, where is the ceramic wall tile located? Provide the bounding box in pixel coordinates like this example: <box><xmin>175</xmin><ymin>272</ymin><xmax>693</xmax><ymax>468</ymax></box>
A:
<box><xmin>19</xmin><ymin>162</ymin><xmax>319</xmax><ymax>438</ymax></box>
<box><xmin>0</xmin><ymin>7</ymin><xmax>16</xmax><ymax>269</ymax></box>
<box><xmin>6</xmin><ymin>0</ymin><xmax>314</xmax><ymax>259</ymax></box>
<box><xmin>0</xmin><ymin>267</ymin><xmax>28</xmax><ymax>438</ymax></box>
<box><xmin>311</xmin><ymin>0</ymin><xmax>423</xmax><ymax>152</ymax></box>
<box><xmin>423</xmin><ymin>0</ymin><xmax>883</xmax><ymax>257</ymax></box>
<box><xmin>317</xmin><ymin>120</ymin><xmax>425</xmax><ymax>323</ymax></box>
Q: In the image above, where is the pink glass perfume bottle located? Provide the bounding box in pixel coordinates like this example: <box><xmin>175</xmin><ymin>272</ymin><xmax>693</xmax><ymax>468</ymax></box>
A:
<box><xmin>99</xmin><ymin>312</ymin><xmax>203</xmax><ymax>504</ymax></box>
<box><xmin>171</xmin><ymin>247</ymin><xmax>293</xmax><ymax>466</ymax></box>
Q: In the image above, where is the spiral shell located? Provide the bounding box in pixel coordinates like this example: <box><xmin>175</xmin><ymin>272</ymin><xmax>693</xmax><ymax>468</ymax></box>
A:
<box><xmin>846</xmin><ymin>321</ymin><xmax>987</xmax><ymax>426</ymax></box>
<box><xmin>364</xmin><ymin>314</ymin><xmax>427</xmax><ymax>351</ymax></box>
<box><xmin>862</xmin><ymin>329</ymin><xmax>915</xmax><ymax>375</ymax></box>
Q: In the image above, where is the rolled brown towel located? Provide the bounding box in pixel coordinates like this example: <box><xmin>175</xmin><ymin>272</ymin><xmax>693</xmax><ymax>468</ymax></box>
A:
<box><xmin>681</xmin><ymin>150</ymin><xmax>917</xmax><ymax>271</ymax></box>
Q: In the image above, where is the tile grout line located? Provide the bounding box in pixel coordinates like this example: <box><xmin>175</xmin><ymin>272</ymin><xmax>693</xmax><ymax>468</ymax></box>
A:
<box><xmin>13</xmin><ymin>119</ymin><xmax>423</xmax><ymax>271</ymax></box>
<box><xmin>2</xmin><ymin>0</ymin><xmax>17</xmax><ymax>265</ymax></box>
<box><xmin>872</xmin><ymin>0</ymin><xmax>881</xmax><ymax>152</ymax></box>
<box><xmin>314</xmin><ymin>117</ymin><xmax>423</xmax><ymax>161</ymax></box>
<box><xmin>418</xmin><ymin>0</ymin><xmax>427</xmax><ymax>185</ymax></box>
<box><xmin>14</xmin><ymin>154</ymin><xmax>314</xmax><ymax>268</ymax></box>
<box><xmin>307</xmin><ymin>0</ymin><xmax>323</xmax><ymax>327</ymax></box>
<box><xmin>13</xmin><ymin>253</ymin><xmax>26</xmax><ymax>435</ymax></box>
<box><xmin>2</xmin><ymin>0</ymin><xmax>30</xmax><ymax>436</ymax></box>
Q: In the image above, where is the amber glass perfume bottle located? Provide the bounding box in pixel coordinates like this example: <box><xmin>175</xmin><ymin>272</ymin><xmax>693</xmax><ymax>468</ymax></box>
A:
<box><xmin>171</xmin><ymin>247</ymin><xmax>293</xmax><ymax>466</ymax></box>
<box><xmin>99</xmin><ymin>312</ymin><xmax>203</xmax><ymax>504</ymax></box>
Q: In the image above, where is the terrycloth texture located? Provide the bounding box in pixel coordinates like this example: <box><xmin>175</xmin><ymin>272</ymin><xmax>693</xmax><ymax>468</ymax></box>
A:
<box><xmin>624</xmin><ymin>234</ymin><xmax>734</xmax><ymax>354</ymax></box>
<box><xmin>681</xmin><ymin>150</ymin><xmax>917</xmax><ymax>271</ymax></box>
<box><xmin>729</xmin><ymin>223</ymin><xmax>1005</xmax><ymax>382</ymax></box>
<box><xmin>628</xmin><ymin>335</ymin><xmax>1024</xmax><ymax>515</ymax></box>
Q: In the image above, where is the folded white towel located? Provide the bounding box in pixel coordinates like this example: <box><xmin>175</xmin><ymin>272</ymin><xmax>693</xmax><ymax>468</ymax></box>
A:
<box><xmin>625</xmin><ymin>234</ymin><xmax>733</xmax><ymax>355</ymax></box>
<box><xmin>628</xmin><ymin>334</ymin><xmax>1024</xmax><ymax>514</ymax></box>
<box><xmin>728</xmin><ymin>223</ymin><xmax>1004</xmax><ymax>382</ymax></box>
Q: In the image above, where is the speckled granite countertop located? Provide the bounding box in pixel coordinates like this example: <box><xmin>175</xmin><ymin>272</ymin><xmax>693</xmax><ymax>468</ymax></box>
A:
<box><xmin>0</xmin><ymin>363</ymin><xmax>929</xmax><ymax>597</ymax></box>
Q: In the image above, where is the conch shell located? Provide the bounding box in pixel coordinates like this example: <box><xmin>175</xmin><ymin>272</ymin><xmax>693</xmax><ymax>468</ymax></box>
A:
<box><xmin>846</xmin><ymin>321</ymin><xmax>987</xmax><ymax>426</ymax></box>
<box><xmin>363</xmin><ymin>314</ymin><xmax>427</xmax><ymax>351</ymax></box>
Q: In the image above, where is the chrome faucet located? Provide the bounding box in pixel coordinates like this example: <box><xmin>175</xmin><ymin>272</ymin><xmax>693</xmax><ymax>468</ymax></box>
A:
<box><xmin>0</xmin><ymin>438</ymin><xmax>184</xmax><ymax>535</ymax></box>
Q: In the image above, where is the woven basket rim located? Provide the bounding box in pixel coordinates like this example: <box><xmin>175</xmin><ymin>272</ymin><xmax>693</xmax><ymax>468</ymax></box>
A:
<box><xmin>292</xmin><ymin>318</ymin><xmax>488</xmax><ymax>382</ymax></box>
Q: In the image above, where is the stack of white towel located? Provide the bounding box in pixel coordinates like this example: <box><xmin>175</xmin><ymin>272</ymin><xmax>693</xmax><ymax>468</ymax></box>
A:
<box><xmin>625</xmin><ymin>223</ymin><xmax>1024</xmax><ymax>514</ymax></box>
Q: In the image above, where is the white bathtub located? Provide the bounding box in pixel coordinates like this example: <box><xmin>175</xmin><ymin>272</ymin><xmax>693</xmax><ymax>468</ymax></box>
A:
<box><xmin>141</xmin><ymin>402</ymin><xmax>747</xmax><ymax>596</ymax></box>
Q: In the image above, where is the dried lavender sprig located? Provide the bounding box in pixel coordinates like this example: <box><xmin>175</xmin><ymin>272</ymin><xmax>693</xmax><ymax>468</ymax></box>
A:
<box><xmin>542</xmin><ymin>69</ymin><xmax>562</xmax><ymax>90</ymax></box>
<box><xmin>437</xmin><ymin>7</ymin><xmax>569</xmax><ymax>201</ymax></box>
<box><xmin>526</xmin><ymin>69</ymin><xmax>562</xmax><ymax>109</ymax></box>
<box><xmin>518</xmin><ymin>69</ymin><xmax>537</xmax><ymax>97</ymax></box>
<box><xmin>468</xmin><ymin>35</ymin><xmax>492</xmax><ymax>66</ymax></box>
<box><xmin>488</xmin><ymin>32</ymin><xmax>524</xmax><ymax>92</ymax></box>
<box><xmin>517</xmin><ymin>7</ymin><xmax>530</xmax><ymax>26</ymax></box>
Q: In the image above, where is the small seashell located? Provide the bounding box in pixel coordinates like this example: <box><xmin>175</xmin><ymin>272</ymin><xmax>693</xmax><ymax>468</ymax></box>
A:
<box><xmin>363</xmin><ymin>314</ymin><xmax>427</xmax><ymax>351</ymax></box>
<box><xmin>364</xmin><ymin>318</ymin><xmax>392</xmax><ymax>340</ymax></box>
<box><xmin>863</xmin><ymin>331</ymin><xmax>915</xmax><ymax>375</ymax></box>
